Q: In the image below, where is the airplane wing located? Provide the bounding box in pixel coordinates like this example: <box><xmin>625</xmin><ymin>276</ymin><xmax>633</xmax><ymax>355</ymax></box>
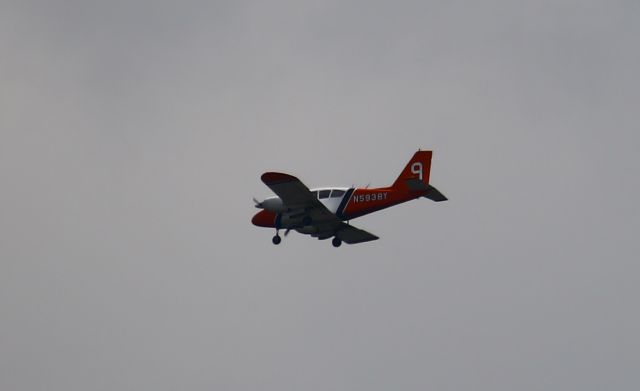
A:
<box><xmin>262</xmin><ymin>172</ymin><xmax>379</xmax><ymax>245</ymax></box>
<box><xmin>336</xmin><ymin>224</ymin><xmax>379</xmax><ymax>244</ymax></box>
<box><xmin>261</xmin><ymin>171</ymin><xmax>339</xmax><ymax>224</ymax></box>
<box><xmin>261</xmin><ymin>172</ymin><xmax>322</xmax><ymax>208</ymax></box>
<box><xmin>262</xmin><ymin>172</ymin><xmax>379</xmax><ymax>244</ymax></box>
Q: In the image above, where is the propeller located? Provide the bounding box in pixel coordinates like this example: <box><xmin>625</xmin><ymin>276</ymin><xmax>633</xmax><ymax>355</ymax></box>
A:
<box><xmin>253</xmin><ymin>197</ymin><xmax>263</xmax><ymax>208</ymax></box>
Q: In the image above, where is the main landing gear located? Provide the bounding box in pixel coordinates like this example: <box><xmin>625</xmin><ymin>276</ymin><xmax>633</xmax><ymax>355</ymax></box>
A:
<box><xmin>271</xmin><ymin>230</ymin><xmax>342</xmax><ymax>248</ymax></box>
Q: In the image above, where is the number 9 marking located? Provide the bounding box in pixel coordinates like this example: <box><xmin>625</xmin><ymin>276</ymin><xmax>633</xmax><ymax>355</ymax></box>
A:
<box><xmin>411</xmin><ymin>162</ymin><xmax>423</xmax><ymax>180</ymax></box>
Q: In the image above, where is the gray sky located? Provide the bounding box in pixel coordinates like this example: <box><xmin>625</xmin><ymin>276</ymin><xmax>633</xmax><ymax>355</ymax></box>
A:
<box><xmin>1</xmin><ymin>1</ymin><xmax>639</xmax><ymax>390</ymax></box>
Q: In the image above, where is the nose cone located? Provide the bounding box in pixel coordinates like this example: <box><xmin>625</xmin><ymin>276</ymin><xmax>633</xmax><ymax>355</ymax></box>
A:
<box><xmin>252</xmin><ymin>209</ymin><xmax>277</xmax><ymax>227</ymax></box>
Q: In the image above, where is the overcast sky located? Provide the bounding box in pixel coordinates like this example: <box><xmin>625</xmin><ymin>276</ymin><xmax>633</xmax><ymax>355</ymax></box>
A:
<box><xmin>1</xmin><ymin>1</ymin><xmax>639</xmax><ymax>390</ymax></box>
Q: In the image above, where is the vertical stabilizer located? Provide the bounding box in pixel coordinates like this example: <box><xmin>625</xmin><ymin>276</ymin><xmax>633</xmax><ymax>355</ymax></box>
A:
<box><xmin>391</xmin><ymin>150</ymin><xmax>432</xmax><ymax>189</ymax></box>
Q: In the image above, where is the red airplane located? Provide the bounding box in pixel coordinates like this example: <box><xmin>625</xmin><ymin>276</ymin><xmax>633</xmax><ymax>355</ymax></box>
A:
<box><xmin>252</xmin><ymin>150</ymin><xmax>447</xmax><ymax>247</ymax></box>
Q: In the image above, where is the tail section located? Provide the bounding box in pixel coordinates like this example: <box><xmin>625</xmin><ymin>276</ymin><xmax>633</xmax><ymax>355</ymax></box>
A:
<box><xmin>391</xmin><ymin>150</ymin><xmax>432</xmax><ymax>189</ymax></box>
<box><xmin>390</xmin><ymin>150</ymin><xmax>447</xmax><ymax>201</ymax></box>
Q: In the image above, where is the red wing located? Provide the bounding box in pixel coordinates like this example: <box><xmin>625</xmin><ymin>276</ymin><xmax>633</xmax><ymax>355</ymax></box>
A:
<box><xmin>261</xmin><ymin>172</ymin><xmax>319</xmax><ymax>208</ymax></box>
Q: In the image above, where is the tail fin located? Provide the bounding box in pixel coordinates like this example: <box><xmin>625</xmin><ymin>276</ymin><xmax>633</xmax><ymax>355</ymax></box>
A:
<box><xmin>391</xmin><ymin>150</ymin><xmax>432</xmax><ymax>189</ymax></box>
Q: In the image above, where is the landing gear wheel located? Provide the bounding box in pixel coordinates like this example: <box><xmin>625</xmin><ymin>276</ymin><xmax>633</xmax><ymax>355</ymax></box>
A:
<box><xmin>332</xmin><ymin>237</ymin><xmax>342</xmax><ymax>248</ymax></box>
<box><xmin>272</xmin><ymin>235</ymin><xmax>282</xmax><ymax>245</ymax></box>
<box><xmin>302</xmin><ymin>216</ymin><xmax>312</xmax><ymax>226</ymax></box>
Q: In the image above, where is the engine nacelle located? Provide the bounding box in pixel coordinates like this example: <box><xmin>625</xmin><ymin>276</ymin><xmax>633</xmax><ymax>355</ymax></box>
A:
<box><xmin>279</xmin><ymin>212</ymin><xmax>309</xmax><ymax>228</ymax></box>
<box><xmin>296</xmin><ymin>225</ymin><xmax>319</xmax><ymax>235</ymax></box>
<box><xmin>259</xmin><ymin>197</ymin><xmax>285</xmax><ymax>212</ymax></box>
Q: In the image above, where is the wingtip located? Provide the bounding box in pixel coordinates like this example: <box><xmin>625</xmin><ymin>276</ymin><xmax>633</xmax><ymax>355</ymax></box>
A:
<box><xmin>261</xmin><ymin>172</ymin><xmax>298</xmax><ymax>184</ymax></box>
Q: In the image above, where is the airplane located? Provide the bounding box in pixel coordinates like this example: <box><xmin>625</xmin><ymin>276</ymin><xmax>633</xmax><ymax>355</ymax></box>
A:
<box><xmin>252</xmin><ymin>150</ymin><xmax>447</xmax><ymax>247</ymax></box>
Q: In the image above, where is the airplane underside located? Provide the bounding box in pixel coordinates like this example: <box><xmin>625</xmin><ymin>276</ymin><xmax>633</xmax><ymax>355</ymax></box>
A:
<box><xmin>277</xmin><ymin>214</ymin><xmax>347</xmax><ymax>247</ymax></box>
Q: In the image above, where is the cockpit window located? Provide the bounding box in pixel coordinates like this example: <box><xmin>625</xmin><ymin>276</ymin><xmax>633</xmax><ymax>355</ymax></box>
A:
<box><xmin>330</xmin><ymin>189</ymin><xmax>345</xmax><ymax>198</ymax></box>
<box><xmin>319</xmin><ymin>190</ymin><xmax>331</xmax><ymax>199</ymax></box>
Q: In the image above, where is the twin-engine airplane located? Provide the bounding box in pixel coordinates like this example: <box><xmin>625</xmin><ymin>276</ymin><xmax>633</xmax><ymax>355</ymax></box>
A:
<box><xmin>252</xmin><ymin>150</ymin><xmax>447</xmax><ymax>247</ymax></box>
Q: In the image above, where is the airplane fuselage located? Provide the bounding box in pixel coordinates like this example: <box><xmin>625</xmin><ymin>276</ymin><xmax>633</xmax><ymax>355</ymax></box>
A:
<box><xmin>252</xmin><ymin>186</ymin><xmax>425</xmax><ymax>229</ymax></box>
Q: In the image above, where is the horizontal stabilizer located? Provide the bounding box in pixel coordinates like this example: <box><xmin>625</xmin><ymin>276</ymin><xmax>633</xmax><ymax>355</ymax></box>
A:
<box><xmin>405</xmin><ymin>178</ymin><xmax>429</xmax><ymax>191</ymax></box>
<box><xmin>404</xmin><ymin>179</ymin><xmax>447</xmax><ymax>202</ymax></box>
<box><xmin>424</xmin><ymin>185</ymin><xmax>447</xmax><ymax>202</ymax></box>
